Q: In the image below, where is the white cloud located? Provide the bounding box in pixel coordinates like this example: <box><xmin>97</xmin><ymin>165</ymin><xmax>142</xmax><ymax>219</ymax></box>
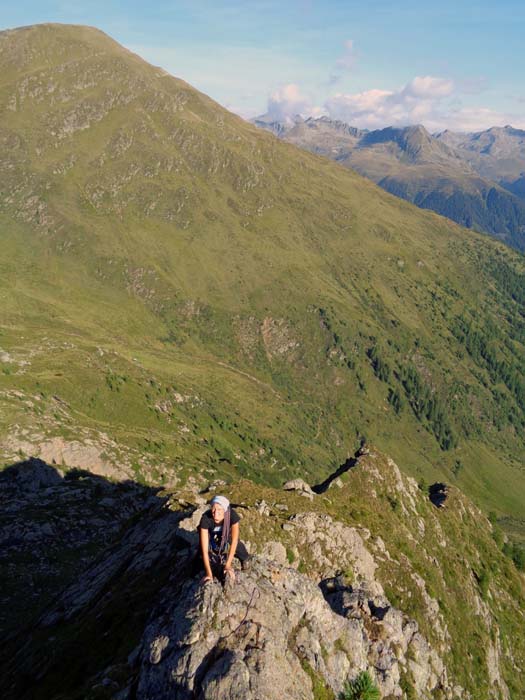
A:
<box><xmin>263</xmin><ymin>76</ymin><xmax>456</xmax><ymax>129</ymax></box>
<box><xmin>324</xmin><ymin>80</ymin><xmax>442</xmax><ymax>130</ymax></box>
<box><xmin>265</xmin><ymin>83</ymin><xmax>324</xmax><ymax>123</ymax></box>
<box><xmin>322</xmin><ymin>75</ymin><xmax>525</xmax><ymax>132</ymax></box>
<box><xmin>402</xmin><ymin>76</ymin><xmax>453</xmax><ymax>99</ymax></box>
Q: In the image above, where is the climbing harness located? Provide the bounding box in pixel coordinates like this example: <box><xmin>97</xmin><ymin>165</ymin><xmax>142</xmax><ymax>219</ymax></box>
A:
<box><xmin>217</xmin><ymin>506</ymin><xmax>231</xmax><ymax>554</ymax></box>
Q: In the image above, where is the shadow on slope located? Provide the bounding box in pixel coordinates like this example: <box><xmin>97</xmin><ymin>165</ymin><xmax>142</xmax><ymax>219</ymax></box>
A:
<box><xmin>311</xmin><ymin>443</ymin><xmax>365</xmax><ymax>494</ymax></box>
<box><xmin>0</xmin><ymin>457</ymin><xmax>198</xmax><ymax>700</ymax></box>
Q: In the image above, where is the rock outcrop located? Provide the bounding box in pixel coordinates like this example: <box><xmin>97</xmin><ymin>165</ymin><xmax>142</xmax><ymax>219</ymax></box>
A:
<box><xmin>1</xmin><ymin>451</ymin><xmax>521</xmax><ymax>700</ymax></box>
<box><xmin>283</xmin><ymin>478</ymin><xmax>316</xmax><ymax>499</ymax></box>
<box><xmin>429</xmin><ymin>482</ymin><xmax>449</xmax><ymax>508</ymax></box>
<box><xmin>133</xmin><ymin>556</ymin><xmax>456</xmax><ymax>700</ymax></box>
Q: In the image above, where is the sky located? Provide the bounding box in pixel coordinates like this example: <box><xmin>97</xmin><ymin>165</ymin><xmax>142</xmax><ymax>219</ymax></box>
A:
<box><xmin>3</xmin><ymin>0</ymin><xmax>525</xmax><ymax>132</ymax></box>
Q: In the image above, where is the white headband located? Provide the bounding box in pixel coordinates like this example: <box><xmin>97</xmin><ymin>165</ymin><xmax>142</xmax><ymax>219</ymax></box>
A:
<box><xmin>210</xmin><ymin>495</ymin><xmax>230</xmax><ymax>511</ymax></box>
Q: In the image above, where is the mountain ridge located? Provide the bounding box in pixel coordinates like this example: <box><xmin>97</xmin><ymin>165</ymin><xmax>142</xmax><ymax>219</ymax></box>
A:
<box><xmin>1</xmin><ymin>22</ymin><xmax>525</xmax><ymax>523</ymax></box>
<box><xmin>1</xmin><ymin>448</ymin><xmax>524</xmax><ymax>699</ymax></box>
<box><xmin>255</xmin><ymin>116</ymin><xmax>525</xmax><ymax>250</ymax></box>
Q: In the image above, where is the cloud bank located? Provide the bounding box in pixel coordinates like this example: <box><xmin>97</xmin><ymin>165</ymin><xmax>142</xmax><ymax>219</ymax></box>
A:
<box><xmin>325</xmin><ymin>76</ymin><xmax>455</xmax><ymax>131</ymax></box>
<box><xmin>262</xmin><ymin>75</ymin><xmax>525</xmax><ymax>132</ymax></box>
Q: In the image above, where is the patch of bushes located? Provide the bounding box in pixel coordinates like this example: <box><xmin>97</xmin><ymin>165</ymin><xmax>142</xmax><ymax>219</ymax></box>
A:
<box><xmin>503</xmin><ymin>541</ymin><xmax>525</xmax><ymax>571</ymax></box>
<box><xmin>368</xmin><ymin>345</ymin><xmax>391</xmax><ymax>382</ymax></box>
<box><xmin>400</xmin><ymin>364</ymin><xmax>457</xmax><ymax>450</ymax></box>
<box><xmin>388</xmin><ymin>387</ymin><xmax>404</xmax><ymax>414</ymax></box>
<box><xmin>340</xmin><ymin>671</ymin><xmax>380</xmax><ymax>700</ymax></box>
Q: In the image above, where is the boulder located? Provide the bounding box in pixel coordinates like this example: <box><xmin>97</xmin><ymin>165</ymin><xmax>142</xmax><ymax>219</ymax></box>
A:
<box><xmin>283</xmin><ymin>479</ymin><xmax>315</xmax><ymax>496</ymax></box>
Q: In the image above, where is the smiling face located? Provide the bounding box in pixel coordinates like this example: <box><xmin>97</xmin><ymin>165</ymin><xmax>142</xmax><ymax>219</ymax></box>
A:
<box><xmin>211</xmin><ymin>503</ymin><xmax>225</xmax><ymax>524</ymax></box>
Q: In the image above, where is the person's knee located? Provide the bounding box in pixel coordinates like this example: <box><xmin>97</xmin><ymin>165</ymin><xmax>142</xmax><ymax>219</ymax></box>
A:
<box><xmin>235</xmin><ymin>541</ymin><xmax>249</xmax><ymax>561</ymax></box>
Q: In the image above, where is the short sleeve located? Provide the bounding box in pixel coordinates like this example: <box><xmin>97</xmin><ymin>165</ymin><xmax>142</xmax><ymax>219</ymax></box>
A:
<box><xmin>198</xmin><ymin>511</ymin><xmax>213</xmax><ymax>530</ymax></box>
<box><xmin>230</xmin><ymin>509</ymin><xmax>241</xmax><ymax>525</ymax></box>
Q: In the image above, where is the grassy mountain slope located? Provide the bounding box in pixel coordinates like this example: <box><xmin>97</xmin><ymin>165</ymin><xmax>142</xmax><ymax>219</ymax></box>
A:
<box><xmin>264</xmin><ymin>118</ymin><xmax>525</xmax><ymax>251</ymax></box>
<box><xmin>1</xmin><ymin>24</ymin><xmax>525</xmax><ymax>530</ymax></box>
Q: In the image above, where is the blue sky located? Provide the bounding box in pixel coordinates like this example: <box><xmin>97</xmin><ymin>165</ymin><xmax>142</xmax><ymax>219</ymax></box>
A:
<box><xmin>3</xmin><ymin>0</ymin><xmax>525</xmax><ymax>131</ymax></box>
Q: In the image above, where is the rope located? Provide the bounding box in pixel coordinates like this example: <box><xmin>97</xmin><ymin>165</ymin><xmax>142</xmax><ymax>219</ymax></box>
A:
<box><xmin>222</xmin><ymin>585</ymin><xmax>260</xmax><ymax>640</ymax></box>
<box><xmin>218</xmin><ymin>506</ymin><xmax>231</xmax><ymax>555</ymax></box>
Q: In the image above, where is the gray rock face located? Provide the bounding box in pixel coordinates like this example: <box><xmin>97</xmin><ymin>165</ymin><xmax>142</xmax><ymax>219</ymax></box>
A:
<box><xmin>135</xmin><ymin>558</ymin><xmax>352</xmax><ymax>699</ymax></box>
<box><xmin>0</xmin><ymin>483</ymin><xmax>467</xmax><ymax>700</ymax></box>
<box><xmin>287</xmin><ymin>511</ymin><xmax>378</xmax><ymax>583</ymax></box>
<box><xmin>130</xmin><ymin>556</ymin><xmax>457</xmax><ymax>700</ymax></box>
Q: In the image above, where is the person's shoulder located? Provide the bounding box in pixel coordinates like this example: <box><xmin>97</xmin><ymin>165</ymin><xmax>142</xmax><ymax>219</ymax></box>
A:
<box><xmin>230</xmin><ymin>508</ymin><xmax>241</xmax><ymax>524</ymax></box>
<box><xmin>198</xmin><ymin>510</ymin><xmax>213</xmax><ymax>529</ymax></box>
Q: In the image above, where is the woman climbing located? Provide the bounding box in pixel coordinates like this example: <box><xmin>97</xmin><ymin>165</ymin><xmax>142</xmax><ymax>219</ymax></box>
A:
<box><xmin>198</xmin><ymin>495</ymin><xmax>250</xmax><ymax>583</ymax></box>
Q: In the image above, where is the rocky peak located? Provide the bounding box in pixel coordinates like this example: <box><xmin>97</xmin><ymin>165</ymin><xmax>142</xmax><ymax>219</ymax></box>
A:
<box><xmin>359</xmin><ymin>124</ymin><xmax>455</xmax><ymax>164</ymax></box>
<box><xmin>303</xmin><ymin>116</ymin><xmax>366</xmax><ymax>138</ymax></box>
<box><xmin>135</xmin><ymin>556</ymin><xmax>456</xmax><ymax>700</ymax></box>
<box><xmin>0</xmin><ymin>450</ymin><xmax>522</xmax><ymax>699</ymax></box>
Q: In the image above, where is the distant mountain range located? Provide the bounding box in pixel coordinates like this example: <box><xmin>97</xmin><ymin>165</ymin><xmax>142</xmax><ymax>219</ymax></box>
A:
<box><xmin>253</xmin><ymin>116</ymin><xmax>525</xmax><ymax>251</ymax></box>
<box><xmin>437</xmin><ymin>125</ymin><xmax>525</xmax><ymax>196</ymax></box>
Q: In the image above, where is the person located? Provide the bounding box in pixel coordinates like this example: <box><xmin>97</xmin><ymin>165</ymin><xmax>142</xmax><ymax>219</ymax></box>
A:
<box><xmin>197</xmin><ymin>495</ymin><xmax>250</xmax><ymax>583</ymax></box>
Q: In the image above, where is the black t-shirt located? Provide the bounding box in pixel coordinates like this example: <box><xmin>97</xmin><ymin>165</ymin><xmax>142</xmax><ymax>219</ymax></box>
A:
<box><xmin>198</xmin><ymin>508</ymin><xmax>241</xmax><ymax>552</ymax></box>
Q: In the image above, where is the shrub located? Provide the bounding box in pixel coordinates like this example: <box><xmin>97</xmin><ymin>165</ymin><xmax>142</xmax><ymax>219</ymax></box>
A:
<box><xmin>503</xmin><ymin>541</ymin><xmax>525</xmax><ymax>571</ymax></box>
<box><xmin>368</xmin><ymin>345</ymin><xmax>391</xmax><ymax>382</ymax></box>
<box><xmin>388</xmin><ymin>387</ymin><xmax>404</xmax><ymax>414</ymax></box>
<box><xmin>387</xmin><ymin>495</ymin><xmax>400</xmax><ymax>513</ymax></box>
<box><xmin>475</xmin><ymin>569</ymin><xmax>490</xmax><ymax>600</ymax></box>
<box><xmin>452</xmin><ymin>459</ymin><xmax>463</xmax><ymax>477</ymax></box>
<box><xmin>339</xmin><ymin>671</ymin><xmax>380</xmax><ymax>700</ymax></box>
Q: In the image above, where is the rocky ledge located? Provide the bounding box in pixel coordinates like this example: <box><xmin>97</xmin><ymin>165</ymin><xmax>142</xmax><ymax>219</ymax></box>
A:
<box><xmin>133</xmin><ymin>556</ymin><xmax>455</xmax><ymax>700</ymax></box>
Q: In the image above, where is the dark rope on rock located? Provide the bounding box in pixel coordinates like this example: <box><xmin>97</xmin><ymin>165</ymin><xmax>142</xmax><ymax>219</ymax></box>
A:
<box><xmin>222</xmin><ymin>585</ymin><xmax>260</xmax><ymax>640</ymax></box>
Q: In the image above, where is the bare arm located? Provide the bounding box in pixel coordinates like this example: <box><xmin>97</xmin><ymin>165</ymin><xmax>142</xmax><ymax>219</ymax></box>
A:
<box><xmin>199</xmin><ymin>528</ymin><xmax>213</xmax><ymax>580</ymax></box>
<box><xmin>225</xmin><ymin>521</ymin><xmax>239</xmax><ymax>571</ymax></box>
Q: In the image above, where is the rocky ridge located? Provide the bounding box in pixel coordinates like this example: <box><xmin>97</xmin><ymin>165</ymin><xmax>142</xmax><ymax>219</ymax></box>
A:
<box><xmin>134</xmin><ymin>557</ymin><xmax>456</xmax><ymax>700</ymax></box>
<box><xmin>1</xmin><ymin>448</ymin><xmax>522</xmax><ymax>700</ymax></box>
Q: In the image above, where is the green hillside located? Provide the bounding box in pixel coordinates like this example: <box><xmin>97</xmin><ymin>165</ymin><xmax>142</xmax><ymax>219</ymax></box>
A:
<box><xmin>268</xmin><ymin>119</ymin><xmax>525</xmax><ymax>251</ymax></box>
<box><xmin>0</xmin><ymin>24</ymin><xmax>524</xmax><ymax>531</ymax></box>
